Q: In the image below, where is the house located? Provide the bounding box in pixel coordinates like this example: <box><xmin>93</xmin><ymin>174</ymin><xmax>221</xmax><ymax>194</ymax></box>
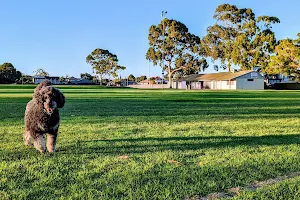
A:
<box><xmin>120</xmin><ymin>80</ymin><xmax>137</xmax><ymax>87</ymax></box>
<box><xmin>33</xmin><ymin>76</ymin><xmax>60</xmax><ymax>84</ymax></box>
<box><xmin>265</xmin><ymin>73</ymin><xmax>294</xmax><ymax>85</ymax></box>
<box><xmin>69</xmin><ymin>78</ymin><xmax>93</xmax><ymax>85</ymax></box>
<box><xmin>253</xmin><ymin>66</ymin><xmax>293</xmax><ymax>86</ymax></box>
<box><xmin>139</xmin><ymin>79</ymin><xmax>150</xmax><ymax>85</ymax></box>
<box><xmin>138</xmin><ymin>77</ymin><xmax>168</xmax><ymax>85</ymax></box>
<box><xmin>33</xmin><ymin>76</ymin><xmax>93</xmax><ymax>85</ymax></box>
<box><xmin>66</xmin><ymin>76</ymin><xmax>94</xmax><ymax>85</ymax></box>
<box><xmin>153</xmin><ymin>76</ymin><xmax>168</xmax><ymax>84</ymax></box>
<box><xmin>67</xmin><ymin>76</ymin><xmax>78</xmax><ymax>84</ymax></box>
<box><xmin>175</xmin><ymin>70</ymin><xmax>264</xmax><ymax>90</ymax></box>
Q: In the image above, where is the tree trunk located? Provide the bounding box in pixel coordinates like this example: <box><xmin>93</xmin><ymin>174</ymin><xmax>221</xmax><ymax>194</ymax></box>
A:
<box><xmin>168</xmin><ymin>61</ymin><xmax>172</xmax><ymax>88</ymax></box>
<box><xmin>99</xmin><ymin>75</ymin><xmax>103</xmax><ymax>86</ymax></box>
<box><xmin>168</xmin><ymin>73</ymin><xmax>172</xmax><ymax>88</ymax></box>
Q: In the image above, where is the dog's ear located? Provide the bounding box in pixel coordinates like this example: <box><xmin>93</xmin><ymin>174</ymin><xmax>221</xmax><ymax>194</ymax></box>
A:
<box><xmin>33</xmin><ymin>80</ymin><xmax>50</xmax><ymax>101</ymax></box>
<box><xmin>33</xmin><ymin>86</ymin><xmax>48</xmax><ymax>102</ymax></box>
<box><xmin>34</xmin><ymin>80</ymin><xmax>51</xmax><ymax>96</ymax></box>
<box><xmin>54</xmin><ymin>88</ymin><xmax>65</xmax><ymax>108</ymax></box>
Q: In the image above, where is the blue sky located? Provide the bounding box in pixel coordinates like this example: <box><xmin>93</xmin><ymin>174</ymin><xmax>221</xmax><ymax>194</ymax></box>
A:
<box><xmin>1</xmin><ymin>0</ymin><xmax>299</xmax><ymax>78</ymax></box>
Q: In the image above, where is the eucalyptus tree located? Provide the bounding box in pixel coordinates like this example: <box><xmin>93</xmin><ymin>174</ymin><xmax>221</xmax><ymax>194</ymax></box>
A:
<box><xmin>34</xmin><ymin>68</ymin><xmax>49</xmax><ymax>76</ymax></box>
<box><xmin>86</xmin><ymin>48</ymin><xmax>126</xmax><ymax>85</ymax></box>
<box><xmin>202</xmin><ymin>4</ymin><xmax>280</xmax><ymax>71</ymax></box>
<box><xmin>146</xmin><ymin>18</ymin><xmax>208</xmax><ymax>88</ymax></box>
<box><xmin>267</xmin><ymin>33</ymin><xmax>300</xmax><ymax>81</ymax></box>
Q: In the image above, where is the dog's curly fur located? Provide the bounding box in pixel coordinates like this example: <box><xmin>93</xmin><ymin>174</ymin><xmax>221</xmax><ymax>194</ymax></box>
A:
<box><xmin>24</xmin><ymin>80</ymin><xmax>65</xmax><ymax>153</ymax></box>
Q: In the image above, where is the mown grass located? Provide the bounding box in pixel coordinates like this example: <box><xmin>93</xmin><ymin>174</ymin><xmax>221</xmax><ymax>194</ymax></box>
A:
<box><xmin>1</xmin><ymin>85</ymin><xmax>300</xmax><ymax>199</ymax></box>
<box><xmin>235</xmin><ymin>176</ymin><xmax>300</xmax><ymax>199</ymax></box>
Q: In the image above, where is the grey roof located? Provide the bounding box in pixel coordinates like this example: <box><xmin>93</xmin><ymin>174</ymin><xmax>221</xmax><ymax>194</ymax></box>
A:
<box><xmin>177</xmin><ymin>70</ymin><xmax>254</xmax><ymax>82</ymax></box>
<box><xmin>33</xmin><ymin>76</ymin><xmax>59</xmax><ymax>79</ymax></box>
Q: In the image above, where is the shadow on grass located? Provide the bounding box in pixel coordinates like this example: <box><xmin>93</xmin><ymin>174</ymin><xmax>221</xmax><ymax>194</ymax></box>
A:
<box><xmin>60</xmin><ymin>98</ymin><xmax>300</xmax><ymax>119</ymax></box>
<box><xmin>2</xmin><ymin>90</ymin><xmax>300</xmax><ymax>121</ymax></box>
<box><xmin>3</xmin><ymin>135</ymin><xmax>300</xmax><ymax>199</ymax></box>
<box><xmin>58</xmin><ymin>134</ymin><xmax>300</xmax><ymax>155</ymax></box>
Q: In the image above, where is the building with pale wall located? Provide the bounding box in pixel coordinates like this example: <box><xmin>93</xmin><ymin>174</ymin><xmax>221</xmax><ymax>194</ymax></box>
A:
<box><xmin>175</xmin><ymin>71</ymin><xmax>264</xmax><ymax>90</ymax></box>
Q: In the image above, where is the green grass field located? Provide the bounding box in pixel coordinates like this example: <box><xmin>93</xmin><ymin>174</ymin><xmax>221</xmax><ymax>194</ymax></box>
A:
<box><xmin>1</xmin><ymin>85</ymin><xmax>300</xmax><ymax>199</ymax></box>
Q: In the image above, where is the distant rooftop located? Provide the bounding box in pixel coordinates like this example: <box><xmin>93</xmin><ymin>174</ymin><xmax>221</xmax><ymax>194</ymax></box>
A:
<box><xmin>33</xmin><ymin>76</ymin><xmax>60</xmax><ymax>79</ymax></box>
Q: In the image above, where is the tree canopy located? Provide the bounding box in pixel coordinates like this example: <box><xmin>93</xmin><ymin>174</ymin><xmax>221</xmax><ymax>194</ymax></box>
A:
<box><xmin>34</xmin><ymin>68</ymin><xmax>49</xmax><ymax>76</ymax></box>
<box><xmin>86</xmin><ymin>48</ymin><xmax>126</xmax><ymax>85</ymax></box>
<box><xmin>146</xmin><ymin>18</ymin><xmax>208</xmax><ymax>88</ymax></box>
<box><xmin>136</xmin><ymin>76</ymin><xmax>147</xmax><ymax>83</ymax></box>
<box><xmin>201</xmin><ymin>4</ymin><xmax>280</xmax><ymax>72</ymax></box>
<box><xmin>266</xmin><ymin>33</ymin><xmax>300</xmax><ymax>81</ymax></box>
<box><xmin>128</xmin><ymin>74</ymin><xmax>135</xmax><ymax>81</ymax></box>
<box><xmin>80</xmin><ymin>73</ymin><xmax>93</xmax><ymax>81</ymax></box>
<box><xmin>0</xmin><ymin>63</ymin><xmax>22</xmax><ymax>84</ymax></box>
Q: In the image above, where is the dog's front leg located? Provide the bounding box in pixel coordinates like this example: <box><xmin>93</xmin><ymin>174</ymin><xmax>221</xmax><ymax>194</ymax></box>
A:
<box><xmin>33</xmin><ymin>134</ymin><xmax>46</xmax><ymax>153</ymax></box>
<box><xmin>24</xmin><ymin>130</ymin><xmax>32</xmax><ymax>146</ymax></box>
<box><xmin>47</xmin><ymin>132</ymin><xmax>58</xmax><ymax>152</ymax></box>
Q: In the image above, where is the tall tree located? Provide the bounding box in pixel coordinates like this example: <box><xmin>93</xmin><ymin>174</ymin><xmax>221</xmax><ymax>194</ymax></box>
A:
<box><xmin>202</xmin><ymin>4</ymin><xmax>280</xmax><ymax>72</ymax></box>
<box><xmin>128</xmin><ymin>74</ymin><xmax>135</xmax><ymax>81</ymax></box>
<box><xmin>80</xmin><ymin>73</ymin><xmax>93</xmax><ymax>80</ymax></box>
<box><xmin>146</xmin><ymin>18</ymin><xmax>208</xmax><ymax>88</ymax></box>
<box><xmin>136</xmin><ymin>75</ymin><xmax>147</xmax><ymax>83</ymax></box>
<box><xmin>86</xmin><ymin>48</ymin><xmax>126</xmax><ymax>85</ymax></box>
<box><xmin>266</xmin><ymin>33</ymin><xmax>300</xmax><ymax>81</ymax></box>
<box><xmin>0</xmin><ymin>63</ymin><xmax>22</xmax><ymax>84</ymax></box>
<box><xmin>34</xmin><ymin>68</ymin><xmax>49</xmax><ymax>76</ymax></box>
<box><xmin>59</xmin><ymin>76</ymin><xmax>65</xmax><ymax>82</ymax></box>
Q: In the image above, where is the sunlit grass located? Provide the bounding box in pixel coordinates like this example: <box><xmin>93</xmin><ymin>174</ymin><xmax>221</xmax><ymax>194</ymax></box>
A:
<box><xmin>1</xmin><ymin>85</ymin><xmax>300</xmax><ymax>199</ymax></box>
<box><xmin>235</xmin><ymin>176</ymin><xmax>300</xmax><ymax>199</ymax></box>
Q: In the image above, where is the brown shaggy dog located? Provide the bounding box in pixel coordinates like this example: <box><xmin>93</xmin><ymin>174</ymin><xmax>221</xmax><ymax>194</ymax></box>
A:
<box><xmin>24</xmin><ymin>80</ymin><xmax>65</xmax><ymax>153</ymax></box>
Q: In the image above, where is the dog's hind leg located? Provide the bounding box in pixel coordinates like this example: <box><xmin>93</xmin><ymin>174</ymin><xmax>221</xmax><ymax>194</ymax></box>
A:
<box><xmin>47</xmin><ymin>132</ymin><xmax>58</xmax><ymax>152</ymax></box>
<box><xmin>33</xmin><ymin>134</ymin><xmax>46</xmax><ymax>153</ymax></box>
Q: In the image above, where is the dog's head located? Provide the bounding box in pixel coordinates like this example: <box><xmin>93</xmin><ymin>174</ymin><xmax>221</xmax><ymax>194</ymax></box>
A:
<box><xmin>34</xmin><ymin>80</ymin><xmax>65</xmax><ymax>115</ymax></box>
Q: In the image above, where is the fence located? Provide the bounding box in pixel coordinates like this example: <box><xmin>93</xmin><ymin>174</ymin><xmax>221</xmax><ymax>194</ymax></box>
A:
<box><xmin>273</xmin><ymin>83</ymin><xmax>300</xmax><ymax>90</ymax></box>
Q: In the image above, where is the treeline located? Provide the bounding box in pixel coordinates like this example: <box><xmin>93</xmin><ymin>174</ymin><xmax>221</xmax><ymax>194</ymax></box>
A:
<box><xmin>146</xmin><ymin>4</ymin><xmax>300</xmax><ymax>86</ymax></box>
<box><xmin>0</xmin><ymin>65</ymin><xmax>52</xmax><ymax>84</ymax></box>
<box><xmin>0</xmin><ymin>63</ymin><xmax>23</xmax><ymax>84</ymax></box>
<box><xmin>86</xmin><ymin>3</ymin><xmax>300</xmax><ymax>87</ymax></box>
